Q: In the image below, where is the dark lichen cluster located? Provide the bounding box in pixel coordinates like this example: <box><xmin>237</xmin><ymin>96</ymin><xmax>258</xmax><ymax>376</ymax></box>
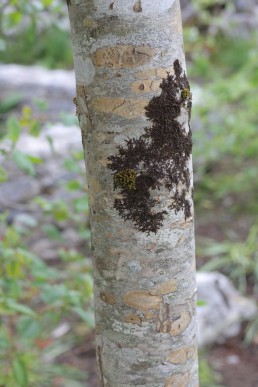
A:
<box><xmin>107</xmin><ymin>59</ymin><xmax>193</xmax><ymax>234</ymax></box>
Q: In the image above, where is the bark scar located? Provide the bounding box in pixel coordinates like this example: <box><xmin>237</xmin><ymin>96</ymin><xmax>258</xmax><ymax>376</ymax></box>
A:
<box><xmin>133</xmin><ymin>47</ymin><xmax>151</xmax><ymax>57</ymax></box>
<box><xmin>97</xmin><ymin>340</ymin><xmax>105</xmax><ymax>387</ymax></box>
<box><xmin>82</xmin><ymin>86</ymin><xmax>93</xmax><ymax>129</ymax></box>
<box><xmin>157</xmin><ymin>301</ymin><xmax>170</xmax><ymax>333</ymax></box>
<box><xmin>133</xmin><ymin>0</ymin><xmax>142</xmax><ymax>13</ymax></box>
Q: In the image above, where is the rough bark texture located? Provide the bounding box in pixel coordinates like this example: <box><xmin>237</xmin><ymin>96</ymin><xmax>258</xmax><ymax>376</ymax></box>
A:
<box><xmin>68</xmin><ymin>1</ymin><xmax>198</xmax><ymax>386</ymax></box>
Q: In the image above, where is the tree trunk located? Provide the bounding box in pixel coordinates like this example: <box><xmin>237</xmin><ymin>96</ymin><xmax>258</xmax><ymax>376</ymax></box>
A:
<box><xmin>67</xmin><ymin>1</ymin><xmax>198</xmax><ymax>386</ymax></box>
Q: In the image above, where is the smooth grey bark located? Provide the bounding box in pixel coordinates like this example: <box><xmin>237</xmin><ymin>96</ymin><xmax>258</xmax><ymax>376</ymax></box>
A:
<box><xmin>67</xmin><ymin>1</ymin><xmax>198</xmax><ymax>386</ymax></box>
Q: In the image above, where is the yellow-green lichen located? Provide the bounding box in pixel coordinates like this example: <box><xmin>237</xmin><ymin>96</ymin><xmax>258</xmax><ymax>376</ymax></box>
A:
<box><xmin>114</xmin><ymin>169</ymin><xmax>137</xmax><ymax>190</ymax></box>
<box><xmin>181</xmin><ymin>88</ymin><xmax>191</xmax><ymax>100</ymax></box>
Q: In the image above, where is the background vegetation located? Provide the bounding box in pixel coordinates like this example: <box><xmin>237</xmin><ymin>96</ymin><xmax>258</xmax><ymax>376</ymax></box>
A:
<box><xmin>0</xmin><ymin>0</ymin><xmax>257</xmax><ymax>385</ymax></box>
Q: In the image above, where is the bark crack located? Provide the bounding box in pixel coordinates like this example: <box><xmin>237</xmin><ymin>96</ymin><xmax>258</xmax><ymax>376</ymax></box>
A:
<box><xmin>97</xmin><ymin>340</ymin><xmax>105</xmax><ymax>387</ymax></box>
<box><xmin>133</xmin><ymin>48</ymin><xmax>152</xmax><ymax>57</ymax></box>
<box><xmin>112</xmin><ymin>99</ymin><xmax>126</xmax><ymax>112</ymax></box>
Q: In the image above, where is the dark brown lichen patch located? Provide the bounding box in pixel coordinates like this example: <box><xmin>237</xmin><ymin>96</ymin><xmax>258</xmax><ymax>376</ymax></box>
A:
<box><xmin>107</xmin><ymin>60</ymin><xmax>192</xmax><ymax>234</ymax></box>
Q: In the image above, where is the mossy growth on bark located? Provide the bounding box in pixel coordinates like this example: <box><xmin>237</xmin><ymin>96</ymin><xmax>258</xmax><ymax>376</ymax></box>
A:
<box><xmin>108</xmin><ymin>60</ymin><xmax>193</xmax><ymax>234</ymax></box>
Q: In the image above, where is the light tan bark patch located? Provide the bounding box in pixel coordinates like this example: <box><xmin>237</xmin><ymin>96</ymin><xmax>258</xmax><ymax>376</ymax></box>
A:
<box><xmin>92</xmin><ymin>45</ymin><xmax>157</xmax><ymax>68</ymax></box>
<box><xmin>89</xmin><ymin>178</ymin><xmax>101</xmax><ymax>193</ymax></box>
<box><xmin>149</xmin><ymin>279</ymin><xmax>177</xmax><ymax>295</ymax></box>
<box><xmin>170</xmin><ymin>310</ymin><xmax>191</xmax><ymax>336</ymax></box>
<box><xmin>124</xmin><ymin>290</ymin><xmax>162</xmax><ymax>310</ymax></box>
<box><xmin>135</xmin><ymin>66</ymin><xmax>174</xmax><ymax>79</ymax></box>
<box><xmin>164</xmin><ymin>372</ymin><xmax>190</xmax><ymax>387</ymax></box>
<box><xmin>166</xmin><ymin>347</ymin><xmax>188</xmax><ymax>364</ymax></box>
<box><xmin>100</xmin><ymin>291</ymin><xmax>116</xmax><ymax>305</ymax></box>
<box><xmin>123</xmin><ymin>314</ymin><xmax>142</xmax><ymax>326</ymax></box>
<box><xmin>92</xmin><ymin>97</ymin><xmax>146</xmax><ymax>118</ymax></box>
<box><xmin>188</xmin><ymin>345</ymin><xmax>198</xmax><ymax>361</ymax></box>
<box><xmin>98</xmin><ymin>158</ymin><xmax>111</xmax><ymax>167</ymax></box>
<box><xmin>171</xmin><ymin>5</ymin><xmax>183</xmax><ymax>34</ymax></box>
<box><xmin>144</xmin><ymin>312</ymin><xmax>157</xmax><ymax>320</ymax></box>
<box><xmin>131</xmin><ymin>79</ymin><xmax>161</xmax><ymax>94</ymax></box>
<box><xmin>135</xmin><ymin>68</ymin><xmax>157</xmax><ymax>79</ymax></box>
<box><xmin>156</xmin><ymin>66</ymin><xmax>174</xmax><ymax>78</ymax></box>
<box><xmin>83</xmin><ymin>18</ymin><xmax>98</xmax><ymax>28</ymax></box>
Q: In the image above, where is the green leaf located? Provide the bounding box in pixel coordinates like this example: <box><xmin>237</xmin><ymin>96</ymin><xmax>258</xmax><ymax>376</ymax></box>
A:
<box><xmin>7</xmin><ymin>116</ymin><xmax>21</xmax><ymax>143</ymax></box>
<box><xmin>41</xmin><ymin>284</ymin><xmax>67</xmax><ymax>304</ymax></box>
<box><xmin>0</xmin><ymin>327</ymin><xmax>10</xmax><ymax>349</ymax></box>
<box><xmin>64</xmin><ymin>158</ymin><xmax>81</xmax><ymax>173</ymax></box>
<box><xmin>200</xmin><ymin>257</ymin><xmax>230</xmax><ymax>272</ymax></box>
<box><xmin>12</xmin><ymin>150</ymin><xmax>36</xmax><ymax>175</ymax></box>
<box><xmin>60</xmin><ymin>111</ymin><xmax>79</xmax><ymax>126</ymax></box>
<box><xmin>81</xmin><ymin>273</ymin><xmax>93</xmax><ymax>296</ymax></box>
<box><xmin>73</xmin><ymin>307</ymin><xmax>95</xmax><ymax>328</ymax></box>
<box><xmin>6</xmin><ymin>299</ymin><xmax>36</xmax><ymax>316</ymax></box>
<box><xmin>27</xmin><ymin>154</ymin><xmax>42</xmax><ymax>164</ymax></box>
<box><xmin>4</xmin><ymin>279</ymin><xmax>21</xmax><ymax>298</ymax></box>
<box><xmin>43</xmin><ymin>224</ymin><xmax>63</xmax><ymax>241</ymax></box>
<box><xmin>34</xmin><ymin>98</ymin><xmax>48</xmax><ymax>111</ymax></box>
<box><xmin>30</xmin><ymin>259</ymin><xmax>59</xmax><ymax>282</ymax></box>
<box><xmin>17</xmin><ymin>316</ymin><xmax>41</xmax><ymax>339</ymax></box>
<box><xmin>0</xmin><ymin>165</ymin><xmax>7</xmax><ymax>183</ymax></box>
<box><xmin>197</xmin><ymin>300</ymin><xmax>207</xmax><ymax>307</ymax></box>
<box><xmin>4</xmin><ymin>227</ymin><xmax>21</xmax><ymax>247</ymax></box>
<box><xmin>66</xmin><ymin>180</ymin><xmax>82</xmax><ymax>191</ymax></box>
<box><xmin>52</xmin><ymin>202</ymin><xmax>69</xmax><ymax>221</ymax></box>
<box><xmin>5</xmin><ymin>260</ymin><xmax>22</xmax><ymax>279</ymax></box>
<box><xmin>12</xmin><ymin>358</ymin><xmax>28</xmax><ymax>387</ymax></box>
<box><xmin>46</xmin><ymin>135</ymin><xmax>55</xmax><ymax>153</ymax></box>
<box><xmin>79</xmin><ymin>228</ymin><xmax>91</xmax><ymax>241</ymax></box>
<box><xmin>0</xmin><ymin>94</ymin><xmax>22</xmax><ymax>114</ymax></box>
<box><xmin>74</xmin><ymin>197</ymin><xmax>88</xmax><ymax>213</ymax></box>
<box><xmin>7</xmin><ymin>11</ymin><xmax>22</xmax><ymax>27</ymax></box>
<box><xmin>29</xmin><ymin>120</ymin><xmax>41</xmax><ymax>137</ymax></box>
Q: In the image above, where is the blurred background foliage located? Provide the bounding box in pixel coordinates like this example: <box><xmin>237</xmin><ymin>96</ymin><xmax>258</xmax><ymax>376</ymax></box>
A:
<box><xmin>0</xmin><ymin>0</ymin><xmax>258</xmax><ymax>385</ymax></box>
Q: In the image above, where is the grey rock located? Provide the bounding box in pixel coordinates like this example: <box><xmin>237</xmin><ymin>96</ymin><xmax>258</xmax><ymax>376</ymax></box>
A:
<box><xmin>62</xmin><ymin>228</ymin><xmax>84</xmax><ymax>247</ymax></box>
<box><xmin>234</xmin><ymin>0</ymin><xmax>258</xmax><ymax>12</ymax></box>
<box><xmin>13</xmin><ymin>212</ymin><xmax>38</xmax><ymax>229</ymax></box>
<box><xmin>223</xmin><ymin>11</ymin><xmax>258</xmax><ymax>38</ymax></box>
<box><xmin>180</xmin><ymin>1</ymin><xmax>197</xmax><ymax>23</ymax></box>
<box><xmin>17</xmin><ymin>124</ymin><xmax>82</xmax><ymax>158</ymax></box>
<box><xmin>0</xmin><ymin>176</ymin><xmax>41</xmax><ymax>205</ymax></box>
<box><xmin>0</xmin><ymin>64</ymin><xmax>75</xmax><ymax>91</ymax></box>
<box><xmin>0</xmin><ymin>64</ymin><xmax>75</xmax><ymax>123</ymax></box>
<box><xmin>30</xmin><ymin>238</ymin><xmax>60</xmax><ymax>261</ymax></box>
<box><xmin>197</xmin><ymin>272</ymin><xmax>257</xmax><ymax>347</ymax></box>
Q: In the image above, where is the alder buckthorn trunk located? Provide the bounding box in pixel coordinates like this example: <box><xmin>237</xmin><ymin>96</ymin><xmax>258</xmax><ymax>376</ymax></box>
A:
<box><xmin>67</xmin><ymin>0</ymin><xmax>198</xmax><ymax>385</ymax></box>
